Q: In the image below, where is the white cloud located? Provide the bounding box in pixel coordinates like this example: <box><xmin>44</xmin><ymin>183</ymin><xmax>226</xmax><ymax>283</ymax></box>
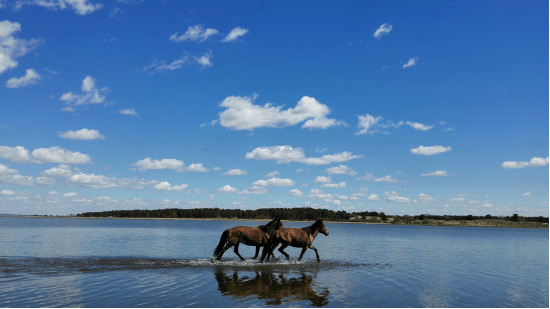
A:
<box><xmin>67</xmin><ymin>173</ymin><xmax>156</xmax><ymax>189</ymax></box>
<box><xmin>265</xmin><ymin>171</ymin><xmax>280</xmax><ymax>178</ymax></box>
<box><xmin>367</xmin><ymin>194</ymin><xmax>379</xmax><ymax>201</ymax></box>
<box><xmin>403</xmin><ymin>57</ymin><xmax>419</xmax><ymax>69</ymax></box>
<box><xmin>418</xmin><ymin>193</ymin><xmax>436</xmax><ymax>203</ymax></box>
<box><xmin>356</xmin><ymin>173</ymin><xmax>374</xmax><ymax>181</ymax></box>
<box><xmin>373</xmin><ymin>23</ymin><xmax>392</xmax><ymax>39</ymax></box>
<box><xmin>252</xmin><ymin>177</ymin><xmax>295</xmax><ymax>187</ymax></box>
<box><xmin>411</xmin><ymin>145</ymin><xmax>451</xmax><ymax>155</ymax></box>
<box><xmin>405</xmin><ymin>121</ymin><xmax>433</xmax><ymax>131</ymax></box>
<box><xmin>218</xmin><ymin>95</ymin><xmax>345</xmax><ymax>130</ymax></box>
<box><xmin>325</xmin><ymin>164</ymin><xmax>357</xmax><ymax>175</ymax></box>
<box><xmin>6</xmin><ymin>68</ymin><xmax>40</xmax><ymax>88</ymax></box>
<box><xmin>240</xmin><ymin>186</ymin><xmax>268</xmax><ymax>195</ymax></box>
<box><xmin>245</xmin><ymin>145</ymin><xmax>361</xmax><ymax>165</ymax></box>
<box><xmin>450</xmin><ymin>197</ymin><xmax>465</xmax><ymax>202</ymax></box>
<box><xmin>216</xmin><ymin>185</ymin><xmax>239</xmax><ymax>194</ymax></box>
<box><xmin>131</xmin><ymin>158</ymin><xmax>184</xmax><ymax>171</ymax></box>
<box><xmin>320</xmin><ymin>181</ymin><xmax>346</xmax><ymax>188</ymax></box>
<box><xmin>0</xmin><ymin>20</ymin><xmax>42</xmax><ymax>75</ymax></box>
<box><xmin>421</xmin><ymin>170</ymin><xmax>448</xmax><ymax>177</ymax></box>
<box><xmin>385</xmin><ymin>191</ymin><xmax>409</xmax><ymax>203</ymax></box>
<box><xmin>14</xmin><ymin>0</ymin><xmax>103</xmax><ymax>15</ymax></box>
<box><xmin>152</xmin><ymin>181</ymin><xmax>188</xmax><ymax>192</ymax></box>
<box><xmin>355</xmin><ymin>114</ymin><xmax>382</xmax><ymax>135</ymax></box>
<box><xmin>63</xmin><ymin>192</ymin><xmax>78</xmax><ymax>197</ymax></box>
<box><xmin>222</xmin><ymin>169</ymin><xmax>247</xmax><ymax>176</ymax></box>
<box><xmin>194</xmin><ymin>50</ymin><xmax>213</xmax><ymax>68</ymax></box>
<box><xmin>501</xmin><ymin>157</ymin><xmax>549</xmax><ymax>169</ymax></box>
<box><xmin>0</xmin><ymin>174</ymin><xmax>56</xmax><ymax>186</ymax></box>
<box><xmin>41</xmin><ymin>164</ymin><xmax>74</xmax><ymax>177</ymax></box>
<box><xmin>119</xmin><ymin>108</ymin><xmax>139</xmax><ymax>117</ymax></box>
<box><xmin>289</xmin><ymin>189</ymin><xmax>303</xmax><ymax>197</ymax></box>
<box><xmin>183</xmin><ymin>163</ymin><xmax>210</xmax><ymax>172</ymax></box>
<box><xmin>0</xmin><ymin>145</ymin><xmax>90</xmax><ymax>165</ymax></box>
<box><xmin>170</xmin><ymin>25</ymin><xmax>219</xmax><ymax>43</ymax></box>
<box><xmin>221</xmin><ymin>27</ymin><xmax>249</xmax><ymax>42</ymax></box>
<box><xmin>60</xmin><ymin>76</ymin><xmax>110</xmax><ymax>106</ymax></box>
<box><xmin>302</xmin><ymin>117</ymin><xmax>347</xmax><ymax>129</ymax></box>
<box><xmin>1</xmin><ymin>189</ymin><xmax>16</xmax><ymax>195</ymax></box>
<box><xmin>522</xmin><ymin>192</ymin><xmax>531</xmax><ymax>196</ymax></box>
<box><xmin>314</xmin><ymin>176</ymin><xmax>331</xmax><ymax>183</ymax></box>
<box><xmin>58</xmin><ymin>128</ymin><xmax>105</xmax><ymax>140</ymax></box>
<box><xmin>308</xmin><ymin>189</ymin><xmax>333</xmax><ymax>200</ymax></box>
<box><xmin>0</xmin><ymin>163</ymin><xmax>18</xmax><ymax>175</ymax></box>
<box><xmin>374</xmin><ymin>175</ymin><xmax>400</xmax><ymax>183</ymax></box>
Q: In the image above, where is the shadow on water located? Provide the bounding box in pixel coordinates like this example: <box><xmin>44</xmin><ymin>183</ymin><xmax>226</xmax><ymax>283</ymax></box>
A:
<box><xmin>214</xmin><ymin>270</ymin><xmax>329</xmax><ymax>307</ymax></box>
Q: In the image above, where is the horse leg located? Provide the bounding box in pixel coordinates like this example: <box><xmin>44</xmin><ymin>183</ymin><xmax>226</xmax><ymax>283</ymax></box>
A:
<box><xmin>253</xmin><ymin>246</ymin><xmax>260</xmax><ymax>259</ymax></box>
<box><xmin>278</xmin><ymin>244</ymin><xmax>290</xmax><ymax>260</ymax></box>
<box><xmin>309</xmin><ymin>245</ymin><xmax>321</xmax><ymax>262</ymax></box>
<box><xmin>233</xmin><ymin>242</ymin><xmax>245</xmax><ymax>261</ymax></box>
<box><xmin>217</xmin><ymin>242</ymin><xmax>233</xmax><ymax>260</ymax></box>
<box><xmin>297</xmin><ymin>247</ymin><xmax>308</xmax><ymax>261</ymax></box>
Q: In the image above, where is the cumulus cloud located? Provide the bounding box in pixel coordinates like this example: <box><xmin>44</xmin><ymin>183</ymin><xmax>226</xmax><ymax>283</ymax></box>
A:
<box><xmin>355</xmin><ymin>114</ymin><xmax>382</xmax><ymax>135</ymax></box>
<box><xmin>183</xmin><ymin>163</ymin><xmax>210</xmax><ymax>172</ymax></box>
<box><xmin>216</xmin><ymin>185</ymin><xmax>239</xmax><ymax>194</ymax></box>
<box><xmin>221</xmin><ymin>27</ymin><xmax>249</xmax><ymax>42</ymax></box>
<box><xmin>289</xmin><ymin>189</ymin><xmax>303</xmax><ymax>197</ymax></box>
<box><xmin>403</xmin><ymin>57</ymin><xmax>419</xmax><ymax>69</ymax></box>
<box><xmin>320</xmin><ymin>181</ymin><xmax>346</xmax><ymax>188</ymax></box>
<box><xmin>385</xmin><ymin>191</ymin><xmax>409</xmax><ymax>203</ymax></box>
<box><xmin>14</xmin><ymin>0</ymin><xmax>103</xmax><ymax>15</ymax></box>
<box><xmin>222</xmin><ymin>169</ymin><xmax>247</xmax><ymax>176</ymax></box>
<box><xmin>67</xmin><ymin>172</ymin><xmax>156</xmax><ymax>189</ymax></box>
<box><xmin>418</xmin><ymin>193</ymin><xmax>436</xmax><ymax>203</ymax></box>
<box><xmin>421</xmin><ymin>170</ymin><xmax>448</xmax><ymax>177</ymax></box>
<box><xmin>265</xmin><ymin>171</ymin><xmax>280</xmax><ymax>178</ymax></box>
<box><xmin>170</xmin><ymin>25</ymin><xmax>219</xmax><ymax>43</ymax></box>
<box><xmin>522</xmin><ymin>192</ymin><xmax>531</xmax><ymax>196</ymax></box>
<box><xmin>152</xmin><ymin>181</ymin><xmax>189</xmax><ymax>192</ymax></box>
<box><xmin>411</xmin><ymin>145</ymin><xmax>451</xmax><ymax>155</ymax></box>
<box><xmin>325</xmin><ymin>164</ymin><xmax>357</xmax><ymax>175</ymax></box>
<box><xmin>450</xmin><ymin>197</ymin><xmax>465</xmax><ymax>202</ymax></box>
<box><xmin>374</xmin><ymin>175</ymin><xmax>400</xmax><ymax>183</ymax></box>
<box><xmin>216</xmin><ymin>185</ymin><xmax>267</xmax><ymax>195</ymax></box>
<box><xmin>6</xmin><ymin>68</ymin><xmax>40</xmax><ymax>88</ymax></box>
<box><xmin>41</xmin><ymin>164</ymin><xmax>74</xmax><ymax>177</ymax></box>
<box><xmin>60</xmin><ymin>76</ymin><xmax>110</xmax><ymax>106</ymax></box>
<box><xmin>501</xmin><ymin>157</ymin><xmax>549</xmax><ymax>169</ymax></box>
<box><xmin>194</xmin><ymin>49</ymin><xmax>213</xmax><ymax>68</ymax></box>
<box><xmin>245</xmin><ymin>145</ymin><xmax>362</xmax><ymax>166</ymax></box>
<box><xmin>0</xmin><ymin>163</ymin><xmax>18</xmax><ymax>175</ymax></box>
<box><xmin>1</xmin><ymin>189</ymin><xmax>16</xmax><ymax>195</ymax></box>
<box><xmin>0</xmin><ymin>174</ymin><xmax>56</xmax><ymax>186</ymax></box>
<box><xmin>218</xmin><ymin>95</ymin><xmax>345</xmax><ymax>130</ymax></box>
<box><xmin>373</xmin><ymin>23</ymin><xmax>392</xmax><ymax>39</ymax></box>
<box><xmin>0</xmin><ymin>145</ymin><xmax>91</xmax><ymax>164</ymax></box>
<box><xmin>0</xmin><ymin>20</ymin><xmax>42</xmax><ymax>75</ymax></box>
<box><xmin>314</xmin><ymin>176</ymin><xmax>331</xmax><ymax>183</ymax></box>
<box><xmin>119</xmin><ymin>108</ymin><xmax>139</xmax><ymax>117</ymax></box>
<box><xmin>252</xmin><ymin>177</ymin><xmax>295</xmax><ymax>187</ymax></box>
<box><xmin>131</xmin><ymin>158</ymin><xmax>184</xmax><ymax>171</ymax></box>
<box><xmin>63</xmin><ymin>192</ymin><xmax>78</xmax><ymax>197</ymax></box>
<box><xmin>405</xmin><ymin>121</ymin><xmax>433</xmax><ymax>131</ymax></box>
<box><xmin>143</xmin><ymin>51</ymin><xmax>214</xmax><ymax>72</ymax></box>
<box><xmin>367</xmin><ymin>194</ymin><xmax>379</xmax><ymax>201</ymax></box>
<box><xmin>58</xmin><ymin>128</ymin><xmax>105</xmax><ymax>140</ymax></box>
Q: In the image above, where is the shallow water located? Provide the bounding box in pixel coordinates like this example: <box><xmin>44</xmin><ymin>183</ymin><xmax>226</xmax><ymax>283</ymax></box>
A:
<box><xmin>0</xmin><ymin>217</ymin><xmax>548</xmax><ymax>307</ymax></box>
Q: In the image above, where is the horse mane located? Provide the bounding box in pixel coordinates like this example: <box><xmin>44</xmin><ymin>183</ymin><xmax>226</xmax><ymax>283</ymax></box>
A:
<box><xmin>303</xmin><ymin>219</ymin><xmax>324</xmax><ymax>234</ymax></box>
<box><xmin>258</xmin><ymin>218</ymin><xmax>279</xmax><ymax>233</ymax></box>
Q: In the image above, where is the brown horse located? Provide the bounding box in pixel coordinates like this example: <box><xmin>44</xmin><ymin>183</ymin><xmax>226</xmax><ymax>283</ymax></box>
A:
<box><xmin>213</xmin><ymin>218</ymin><xmax>283</xmax><ymax>261</ymax></box>
<box><xmin>260</xmin><ymin>219</ymin><xmax>329</xmax><ymax>263</ymax></box>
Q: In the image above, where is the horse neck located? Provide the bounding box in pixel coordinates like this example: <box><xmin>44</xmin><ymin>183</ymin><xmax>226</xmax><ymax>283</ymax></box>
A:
<box><xmin>265</xmin><ymin>222</ymin><xmax>278</xmax><ymax>234</ymax></box>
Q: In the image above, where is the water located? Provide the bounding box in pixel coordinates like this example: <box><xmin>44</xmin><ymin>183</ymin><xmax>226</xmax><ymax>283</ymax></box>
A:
<box><xmin>0</xmin><ymin>217</ymin><xmax>548</xmax><ymax>307</ymax></box>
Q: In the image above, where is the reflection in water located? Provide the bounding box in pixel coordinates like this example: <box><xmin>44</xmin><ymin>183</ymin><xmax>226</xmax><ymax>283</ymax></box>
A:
<box><xmin>215</xmin><ymin>270</ymin><xmax>330</xmax><ymax>307</ymax></box>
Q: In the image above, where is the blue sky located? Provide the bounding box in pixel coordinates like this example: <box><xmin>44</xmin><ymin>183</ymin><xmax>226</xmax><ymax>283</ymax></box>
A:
<box><xmin>0</xmin><ymin>0</ymin><xmax>548</xmax><ymax>216</ymax></box>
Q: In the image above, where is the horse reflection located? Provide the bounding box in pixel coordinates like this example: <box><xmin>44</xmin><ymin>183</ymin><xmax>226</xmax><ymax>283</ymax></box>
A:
<box><xmin>214</xmin><ymin>271</ymin><xmax>330</xmax><ymax>307</ymax></box>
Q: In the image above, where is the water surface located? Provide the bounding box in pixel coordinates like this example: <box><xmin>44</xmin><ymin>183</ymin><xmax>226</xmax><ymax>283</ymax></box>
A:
<box><xmin>0</xmin><ymin>217</ymin><xmax>547</xmax><ymax>307</ymax></box>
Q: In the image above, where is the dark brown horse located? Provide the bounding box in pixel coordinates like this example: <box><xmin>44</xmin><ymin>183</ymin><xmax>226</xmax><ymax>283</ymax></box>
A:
<box><xmin>260</xmin><ymin>219</ymin><xmax>329</xmax><ymax>263</ymax></box>
<box><xmin>213</xmin><ymin>218</ymin><xmax>284</xmax><ymax>261</ymax></box>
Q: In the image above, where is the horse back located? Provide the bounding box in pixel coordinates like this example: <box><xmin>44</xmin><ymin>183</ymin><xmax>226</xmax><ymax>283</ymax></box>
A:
<box><xmin>276</xmin><ymin>228</ymin><xmax>311</xmax><ymax>247</ymax></box>
<box><xmin>229</xmin><ymin>226</ymin><xmax>269</xmax><ymax>246</ymax></box>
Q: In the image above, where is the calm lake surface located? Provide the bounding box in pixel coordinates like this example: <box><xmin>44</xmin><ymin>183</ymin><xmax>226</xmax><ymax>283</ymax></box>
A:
<box><xmin>0</xmin><ymin>217</ymin><xmax>548</xmax><ymax>308</ymax></box>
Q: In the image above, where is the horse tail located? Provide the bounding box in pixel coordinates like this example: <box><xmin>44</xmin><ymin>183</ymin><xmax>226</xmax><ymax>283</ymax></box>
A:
<box><xmin>213</xmin><ymin>229</ymin><xmax>229</xmax><ymax>258</ymax></box>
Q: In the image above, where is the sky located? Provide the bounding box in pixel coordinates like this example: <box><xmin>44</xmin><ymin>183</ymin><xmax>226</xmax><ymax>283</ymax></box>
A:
<box><xmin>0</xmin><ymin>0</ymin><xmax>548</xmax><ymax>217</ymax></box>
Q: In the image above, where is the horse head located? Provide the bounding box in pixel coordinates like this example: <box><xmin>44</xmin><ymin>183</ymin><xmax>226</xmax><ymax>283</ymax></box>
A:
<box><xmin>314</xmin><ymin>219</ymin><xmax>329</xmax><ymax>236</ymax></box>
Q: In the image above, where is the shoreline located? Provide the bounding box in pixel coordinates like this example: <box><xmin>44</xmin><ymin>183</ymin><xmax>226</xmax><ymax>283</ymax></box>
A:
<box><xmin>3</xmin><ymin>215</ymin><xmax>547</xmax><ymax>229</ymax></box>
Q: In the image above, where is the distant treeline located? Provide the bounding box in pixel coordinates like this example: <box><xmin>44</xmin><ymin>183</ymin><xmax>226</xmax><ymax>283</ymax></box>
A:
<box><xmin>76</xmin><ymin>208</ymin><xmax>549</xmax><ymax>223</ymax></box>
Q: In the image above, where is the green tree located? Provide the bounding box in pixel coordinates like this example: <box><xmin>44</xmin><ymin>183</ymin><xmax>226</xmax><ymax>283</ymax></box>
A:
<box><xmin>511</xmin><ymin>213</ymin><xmax>519</xmax><ymax>221</ymax></box>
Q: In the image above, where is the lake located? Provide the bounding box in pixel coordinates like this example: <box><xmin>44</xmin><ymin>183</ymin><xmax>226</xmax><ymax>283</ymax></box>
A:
<box><xmin>0</xmin><ymin>217</ymin><xmax>548</xmax><ymax>307</ymax></box>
